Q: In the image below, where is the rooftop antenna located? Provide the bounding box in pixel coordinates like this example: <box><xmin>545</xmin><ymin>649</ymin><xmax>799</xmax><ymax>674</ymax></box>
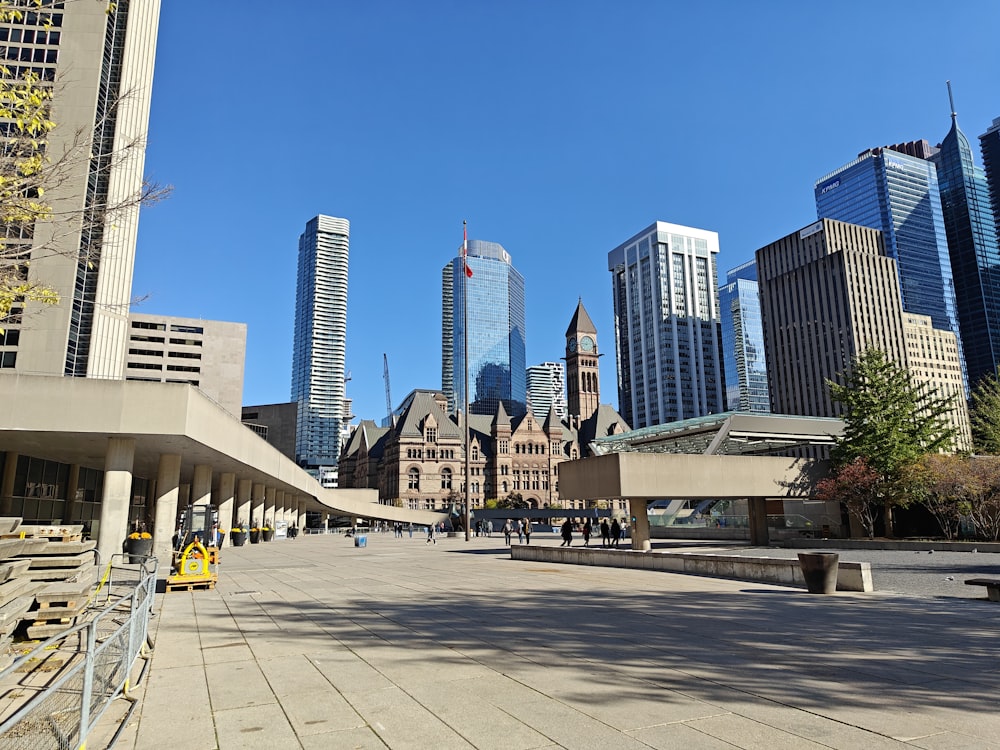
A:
<box><xmin>946</xmin><ymin>80</ymin><xmax>957</xmax><ymax>123</ymax></box>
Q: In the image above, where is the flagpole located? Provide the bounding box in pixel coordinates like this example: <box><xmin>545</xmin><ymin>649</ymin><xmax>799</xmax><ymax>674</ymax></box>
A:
<box><xmin>463</xmin><ymin>220</ymin><xmax>471</xmax><ymax>542</ymax></box>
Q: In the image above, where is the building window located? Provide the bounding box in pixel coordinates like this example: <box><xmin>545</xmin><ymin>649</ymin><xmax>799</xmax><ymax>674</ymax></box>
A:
<box><xmin>471</xmin><ymin>445</ymin><xmax>479</xmax><ymax>460</ymax></box>
<box><xmin>426</xmin><ymin>427</ymin><xmax>437</xmax><ymax>443</ymax></box>
<box><xmin>441</xmin><ymin>468</ymin><xmax>452</xmax><ymax>490</ymax></box>
<box><xmin>408</xmin><ymin>468</ymin><xmax>420</xmax><ymax>490</ymax></box>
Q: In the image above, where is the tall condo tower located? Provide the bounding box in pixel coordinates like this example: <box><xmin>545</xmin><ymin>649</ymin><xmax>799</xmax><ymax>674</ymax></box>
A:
<box><xmin>981</xmin><ymin>117</ymin><xmax>1000</xmax><ymax>246</ymax></box>
<box><xmin>756</xmin><ymin>219</ymin><xmax>909</xmax><ymax>418</ymax></box>
<box><xmin>815</xmin><ymin>146</ymin><xmax>966</xmax><ymax>390</ymax></box>
<box><xmin>291</xmin><ymin>215</ymin><xmax>350</xmax><ymax>471</ymax></box>
<box><xmin>526</xmin><ymin>362</ymin><xmax>567</xmax><ymax>421</ymax></box>
<box><xmin>564</xmin><ymin>299</ymin><xmax>600</xmax><ymax>422</ymax></box>
<box><xmin>442</xmin><ymin>239</ymin><xmax>526</xmax><ymax>417</ymax></box>
<box><xmin>608</xmin><ymin>221</ymin><xmax>724</xmax><ymax>429</ymax></box>
<box><xmin>930</xmin><ymin>91</ymin><xmax>1000</xmax><ymax>390</ymax></box>
<box><xmin>719</xmin><ymin>260</ymin><xmax>769</xmax><ymax>413</ymax></box>
<box><xmin>1</xmin><ymin>2</ymin><xmax>161</xmax><ymax>378</ymax></box>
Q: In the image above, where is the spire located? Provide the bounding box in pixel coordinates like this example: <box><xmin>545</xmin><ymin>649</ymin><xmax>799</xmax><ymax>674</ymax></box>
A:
<box><xmin>543</xmin><ymin>402</ymin><xmax>560</xmax><ymax>433</ymax></box>
<box><xmin>947</xmin><ymin>80</ymin><xmax>957</xmax><ymax>125</ymax></box>
<box><xmin>491</xmin><ymin>399</ymin><xmax>510</xmax><ymax>429</ymax></box>
<box><xmin>565</xmin><ymin>298</ymin><xmax>597</xmax><ymax>337</ymax></box>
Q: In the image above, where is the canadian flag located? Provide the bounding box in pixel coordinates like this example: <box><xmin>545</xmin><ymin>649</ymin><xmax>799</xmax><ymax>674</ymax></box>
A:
<box><xmin>462</xmin><ymin>221</ymin><xmax>473</xmax><ymax>278</ymax></box>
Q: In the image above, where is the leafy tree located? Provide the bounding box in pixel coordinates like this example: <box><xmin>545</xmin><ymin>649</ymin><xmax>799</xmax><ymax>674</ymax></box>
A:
<box><xmin>815</xmin><ymin>457</ymin><xmax>883</xmax><ymax>538</ymax></box>
<box><xmin>497</xmin><ymin>492</ymin><xmax>528</xmax><ymax>510</ymax></box>
<box><xmin>970</xmin><ymin>369</ymin><xmax>1000</xmax><ymax>454</ymax></box>
<box><xmin>825</xmin><ymin>348</ymin><xmax>957</xmax><ymax>534</ymax></box>
<box><xmin>961</xmin><ymin>457</ymin><xmax>1000</xmax><ymax>541</ymax></box>
<box><xmin>901</xmin><ymin>454</ymin><xmax>969</xmax><ymax>540</ymax></box>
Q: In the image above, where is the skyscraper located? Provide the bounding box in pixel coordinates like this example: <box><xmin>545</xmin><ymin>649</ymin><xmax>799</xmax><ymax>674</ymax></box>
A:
<box><xmin>526</xmin><ymin>362</ymin><xmax>567</xmax><ymax>421</ymax></box>
<box><xmin>291</xmin><ymin>215</ymin><xmax>350</xmax><ymax>471</ymax></box>
<box><xmin>981</xmin><ymin>117</ymin><xmax>1000</xmax><ymax>243</ymax></box>
<box><xmin>719</xmin><ymin>260</ymin><xmax>769</xmax><ymax>413</ymax></box>
<box><xmin>1</xmin><ymin>2</ymin><xmax>161</xmax><ymax>378</ymax></box>
<box><xmin>608</xmin><ymin>221</ymin><xmax>724</xmax><ymax>429</ymax></box>
<box><xmin>757</xmin><ymin>219</ymin><xmax>908</xmax><ymax>418</ymax></box>
<box><xmin>815</xmin><ymin>147</ymin><xmax>966</xmax><ymax>389</ymax></box>
<box><xmin>930</xmin><ymin>98</ymin><xmax>1000</xmax><ymax>390</ymax></box>
<box><xmin>442</xmin><ymin>239</ymin><xmax>526</xmax><ymax>417</ymax></box>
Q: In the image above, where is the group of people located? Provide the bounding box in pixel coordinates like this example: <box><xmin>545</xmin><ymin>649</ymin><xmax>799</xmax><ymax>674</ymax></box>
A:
<box><xmin>501</xmin><ymin>519</ymin><xmax>533</xmax><ymax>545</ymax></box>
<box><xmin>560</xmin><ymin>518</ymin><xmax>626</xmax><ymax>547</ymax></box>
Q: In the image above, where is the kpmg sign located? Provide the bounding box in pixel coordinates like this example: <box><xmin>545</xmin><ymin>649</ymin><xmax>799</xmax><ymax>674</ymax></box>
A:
<box><xmin>818</xmin><ymin>178</ymin><xmax>841</xmax><ymax>195</ymax></box>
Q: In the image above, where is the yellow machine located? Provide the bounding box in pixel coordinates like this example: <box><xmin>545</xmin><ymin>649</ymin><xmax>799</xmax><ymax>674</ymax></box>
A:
<box><xmin>166</xmin><ymin>504</ymin><xmax>219</xmax><ymax>591</ymax></box>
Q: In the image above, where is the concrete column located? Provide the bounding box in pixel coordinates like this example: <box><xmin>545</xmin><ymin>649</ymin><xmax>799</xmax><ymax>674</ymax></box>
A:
<box><xmin>297</xmin><ymin>498</ymin><xmax>307</xmax><ymax>531</ymax></box>
<box><xmin>748</xmin><ymin>497</ymin><xmax>770</xmax><ymax>546</ymax></box>
<box><xmin>628</xmin><ymin>498</ymin><xmax>651</xmax><ymax>552</ymax></box>
<box><xmin>322</xmin><ymin>511</ymin><xmax>329</xmax><ymax>531</ymax></box>
<box><xmin>63</xmin><ymin>464</ymin><xmax>81</xmax><ymax>523</ymax></box>
<box><xmin>235</xmin><ymin>478</ymin><xmax>252</xmax><ymax>529</ymax></box>
<box><xmin>192</xmin><ymin>464</ymin><xmax>212</xmax><ymax>506</ymax></box>
<box><xmin>264</xmin><ymin>486</ymin><xmax>276</xmax><ymax>526</ymax></box>
<box><xmin>96</xmin><ymin>437</ymin><xmax>135</xmax><ymax>566</ymax></box>
<box><xmin>152</xmin><ymin>454</ymin><xmax>181</xmax><ymax>570</ymax></box>
<box><xmin>179</xmin><ymin>484</ymin><xmax>190</xmax><ymax>508</ymax></box>
<box><xmin>275</xmin><ymin>491</ymin><xmax>285</xmax><ymax>530</ymax></box>
<box><xmin>217</xmin><ymin>472</ymin><xmax>235</xmax><ymax>546</ymax></box>
<box><xmin>250</xmin><ymin>483</ymin><xmax>265</xmax><ymax>528</ymax></box>
<box><xmin>0</xmin><ymin>451</ymin><xmax>18</xmax><ymax>516</ymax></box>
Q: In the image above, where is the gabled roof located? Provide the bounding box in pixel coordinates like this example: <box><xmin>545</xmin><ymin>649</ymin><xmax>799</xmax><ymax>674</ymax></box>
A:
<box><xmin>565</xmin><ymin>298</ymin><xmax>597</xmax><ymax>337</ymax></box>
<box><xmin>491</xmin><ymin>399</ymin><xmax>511</xmax><ymax>429</ymax></box>
<box><xmin>395</xmin><ymin>391</ymin><xmax>462</xmax><ymax>439</ymax></box>
<box><xmin>342</xmin><ymin>420</ymin><xmax>389</xmax><ymax>458</ymax></box>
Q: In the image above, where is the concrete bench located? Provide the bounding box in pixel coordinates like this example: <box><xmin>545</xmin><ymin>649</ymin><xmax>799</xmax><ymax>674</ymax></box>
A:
<box><xmin>965</xmin><ymin>578</ymin><xmax>1000</xmax><ymax>601</ymax></box>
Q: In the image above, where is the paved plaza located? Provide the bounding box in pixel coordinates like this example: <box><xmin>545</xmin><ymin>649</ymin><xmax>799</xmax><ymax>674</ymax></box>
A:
<box><xmin>109</xmin><ymin>532</ymin><xmax>1000</xmax><ymax>749</ymax></box>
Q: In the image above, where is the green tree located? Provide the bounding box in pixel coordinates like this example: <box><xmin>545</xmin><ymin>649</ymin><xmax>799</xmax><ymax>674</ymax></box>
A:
<box><xmin>826</xmin><ymin>348</ymin><xmax>957</xmax><ymax>535</ymax></box>
<box><xmin>970</xmin><ymin>369</ymin><xmax>1000</xmax><ymax>454</ymax></box>
<box><xmin>497</xmin><ymin>492</ymin><xmax>528</xmax><ymax>510</ymax></box>
<box><xmin>815</xmin><ymin>457</ymin><xmax>883</xmax><ymax>538</ymax></box>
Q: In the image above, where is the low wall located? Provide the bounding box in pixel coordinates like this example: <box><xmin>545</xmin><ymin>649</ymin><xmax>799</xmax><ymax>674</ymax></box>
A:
<box><xmin>510</xmin><ymin>545</ymin><xmax>873</xmax><ymax>592</ymax></box>
<box><xmin>784</xmin><ymin>538</ymin><xmax>1000</xmax><ymax>553</ymax></box>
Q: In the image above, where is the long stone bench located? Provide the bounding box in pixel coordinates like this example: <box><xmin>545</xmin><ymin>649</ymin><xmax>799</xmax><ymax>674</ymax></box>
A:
<box><xmin>510</xmin><ymin>545</ymin><xmax>874</xmax><ymax>592</ymax></box>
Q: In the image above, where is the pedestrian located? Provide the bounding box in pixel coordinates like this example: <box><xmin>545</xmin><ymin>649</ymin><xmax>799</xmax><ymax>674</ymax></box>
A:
<box><xmin>610</xmin><ymin>518</ymin><xmax>621</xmax><ymax>548</ymax></box>
<box><xmin>426</xmin><ymin>525</ymin><xmax>436</xmax><ymax>545</ymax></box>
<box><xmin>582</xmin><ymin>519</ymin><xmax>592</xmax><ymax>547</ymax></box>
<box><xmin>503</xmin><ymin>520</ymin><xmax>512</xmax><ymax>545</ymax></box>
<box><xmin>523</xmin><ymin>520</ymin><xmax>532</xmax><ymax>545</ymax></box>
<box><xmin>620</xmin><ymin>520</ymin><xmax>628</xmax><ymax>543</ymax></box>
<box><xmin>560</xmin><ymin>519</ymin><xmax>573</xmax><ymax>547</ymax></box>
<box><xmin>475</xmin><ymin>520</ymin><xmax>481</xmax><ymax>537</ymax></box>
<box><xmin>516</xmin><ymin>521</ymin><xmax>524</xmax><ymax>544</ymax></box>
<box><xmin>487</xmin><ymin>520</ymin><xmax>494</xmax><ymax>538</ymax></box>
<box><xmin>408</xmin><ymin>522</ymin><xmax>413</xmax><ymax>539</ymax></box>
<box><xmin>600</xmin><ymin>519</ymin><xmax>610</xmax><ymax>547</ymax></box>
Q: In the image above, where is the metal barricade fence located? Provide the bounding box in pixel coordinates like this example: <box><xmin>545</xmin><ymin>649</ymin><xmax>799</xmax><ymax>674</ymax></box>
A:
<box><xmin>0</xmin><ymin>555</ymin><xmax>157</xmax><ymax>750</ymax></box>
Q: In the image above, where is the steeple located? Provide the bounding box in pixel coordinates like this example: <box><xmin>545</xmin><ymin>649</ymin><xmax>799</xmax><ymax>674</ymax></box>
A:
<box><xmin>565</xmin><ymin>299</ymin><xmax>600</xmax><ymax>423</ymax></box>
<box><xmin>565</xmin><ymin>298</ymin><xmax>597</xmax><ymax>337</ymax></box>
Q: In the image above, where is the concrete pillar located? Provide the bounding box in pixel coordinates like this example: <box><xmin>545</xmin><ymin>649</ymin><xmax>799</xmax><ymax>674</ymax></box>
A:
<box><xmin>264</xmin><ymin>486</ymin><xmax>276</xmax><ymax>526</ymax></box>
<box><xmin>217</xmin><ymin>472</ymin><xmax>235</xmax><ymax>546</ymax></box>
<box><xmin>250</xmin><ymin>483</ymin><xmax>265</xmax><ymax>528</ymax></box>
<box><xmin>96</xmin><ymin>437</ymin><xmax>135</xmax><ymax>566</ymax></box>
<box><xmin>179</xmin><ymin>484</ymin><xmax>190</xmax><ymax>508</ymax></box>
<box><xmin>275</xmin><ymin>491</ymin><xmax>285</xmax><ymax>531</ymax></box>
<box><xmin>0</xmin><ymin>451</ymin><xmax>18</xmax><ymax>516</ymax></box>
<box><xmin>63</xmin><ymin>464</ymin><xmax>80</xmax><ymax>523</ymax></box>
<box><xmin>235</xmin><ymin>478</ymin><xmax>252</xmax><ymax>530</ymax></box>
<box><xmin>322</xmin><ymin>511</ymin><xmax>330</xmax><ymax>531</ymax></box>
<box><xmin>152</xmin><ymin>454</ymin><xmax>181</xmax><ymax>571</ymax></box>
<box><xmin>192</xmin><ymin>464</ymin><xmax>212</xmax><ymax>506</ymax></box>
<box><xmin>297</xmin><ymin>498</ymin><xmax>307</xmax><ymax>531</ymax></box>
<box><xmin>628</xmin><ymin>498</ymin><xmax>651</xmax><ymax>552</ymax></box>
<box><xmin>748</xmin><ymin>497</ymin><xmax>770</xmax><ymax>546</ymax></box>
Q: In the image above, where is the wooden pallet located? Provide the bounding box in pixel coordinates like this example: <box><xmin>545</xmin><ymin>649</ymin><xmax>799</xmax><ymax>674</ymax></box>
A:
<box><xmin>165</xmin><ymin>576</ymin><xmax>217</xmax><ymax>593</ymax></box>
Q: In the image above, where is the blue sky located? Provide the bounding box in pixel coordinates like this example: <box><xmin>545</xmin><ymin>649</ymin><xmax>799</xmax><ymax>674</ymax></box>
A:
<box><xmin>134</xmin><ymin>1</ymin><xmax>1000</xmax><ymax>423</ymax></box>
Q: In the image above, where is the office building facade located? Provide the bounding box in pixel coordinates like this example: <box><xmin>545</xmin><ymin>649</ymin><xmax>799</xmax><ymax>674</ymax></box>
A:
<box><xmin>982</xmin><ymin>117</ymin><xmax>1000</xmax><ymax>245</ymax></box>
<box><xmin>608</xmin><ymin>221</ymin><xmax>724</xmax><ymax>429</ymax></box>
<box><xmin>1</xmin><ymin>2</ymin><xmax>161</xmax><ymax>378</ymax></box>
<box><xmin>719</xmin><ymin>260</ymin><xmax>770</xmax><ymax>413</ymax></box>
<box><xmin>442</xmin><ymin>240</ymin><xmax>526</xmax><ymax>417</ymax></box>
<box><xmin>291</xmin><ymin>215</ymin><xmax>350</xmax><ymax>470</ymax></box>
<box><xmin>930</xmin><ymin>111</ymin><xmax>1000</xmax><ymax>390</ymax></box>
<box><xmin>125</xmin><ymin>313</ymin><xmax>246</xmax><ymax>416</ymax></box>
<box><xmin>815</xmin><ymin>148</ymin><xmax>966</xmax><ymax>389</ymax></box>
<box><xmin>756</xmin><ymin>219</ymin><xmax>909</xmax><ymax>418</ymax></box>
<box><xmin>526</xmin><ymin>362</ymin><xmax>567</xmax><ymax>421</ymax></box>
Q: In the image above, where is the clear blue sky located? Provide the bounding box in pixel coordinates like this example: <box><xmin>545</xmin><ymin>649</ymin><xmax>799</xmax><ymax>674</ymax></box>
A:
<box><xmin>133</xmin><ymin>1</ymin><xmax>1000</xmax><ymax>423</ymax></box>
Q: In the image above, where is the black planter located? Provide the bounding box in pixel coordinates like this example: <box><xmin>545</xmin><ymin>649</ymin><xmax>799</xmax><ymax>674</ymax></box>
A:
<box><xmin>798</xmin><ymin>552</ymin><xmax>839</xmax><ymax>594</ymax></box>
<box><xmin>231</xmin><ymin>531</ymin><xmax>247</xmax><ymax>547</ymax></box>
<box><xmin>249</xmin><ymin>530</ymin><xmax>261</xmax><ymax>544</ymax></box>
<box><xmin>262</xmin><ymin>529</ymin><xmax>274</xmax><ymax>542</ymax></box>
<box><xmin>125</xmin><ymin>537</ymin><xmax>153</xmax><ymax>564</ymax></box>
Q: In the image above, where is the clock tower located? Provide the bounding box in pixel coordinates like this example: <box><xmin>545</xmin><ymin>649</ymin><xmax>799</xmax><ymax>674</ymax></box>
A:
<box><xmin>565</xmin><ymin>299</ymin><xmax>600</xmax><ymax>422</ymax></box>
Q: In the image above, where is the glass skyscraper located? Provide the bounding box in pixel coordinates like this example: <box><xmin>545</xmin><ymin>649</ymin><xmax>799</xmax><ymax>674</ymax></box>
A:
<box><xmin>442</xmin><ymin>240</ymin><xmax>526</xmax><ymax>417</ymax></box>
<box><xmin>719</xmin><ymin>260</ymin><xmax>769</xmax><ymax>413</ymax></box>
<box><xmin>815</xmin><ymin>148</ymin><xmax>966</xmax><ymax>389</ymax></box>
<box><xmin>608</xmin><ymin>221</ymin><xmax>724</xmax><ymax>429</ymax></box>
<box><xmin>291</xmin><ymin>215</ymin><xmax>350</xmax><ymax>470</ymax></box>
<box><xmin>931</xmin><ymin>109</ymin><xmax>1000</xmax><ymax>389</ymax></box>
<box><xmin>982</xmin><ymin>117</ymin><xmax>1000</xmax><ymax>243</ymax></box>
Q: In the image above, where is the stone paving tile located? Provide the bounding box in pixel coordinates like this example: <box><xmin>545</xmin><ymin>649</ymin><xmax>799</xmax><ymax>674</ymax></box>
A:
<box><xmin>299</xmin><ymin>726</ymin><xmax>390</xmax><ymax>749</ymax></box>
<box><xmin>278</xmin><ymin>686</ymin><xmax>368</xmax><ymax>737</ymax></box>
<box><xmin>684</xmin><ymin>712</ymin><xmax>835</xmax><ymax>749</ymax></box>
<box><xmin>345</xmin><ymin>685</ymin><xmax>476</xmax><ymax>749</ymax></box>
<box><xmin>133</xmin><ymin>665</ymin><xmax>215</xmax><ymax>750</ymax></box>
<box><xmin>212</xmin><ymin>701</ymin><xmax>300</xmax><ymax>750</ymax></box>
<box><xmin>626</xmin><ymin>721</ymin><xmax>748</xmax><ymax>750</ymax></box>
<box><xmin>204</xmin><ymin>659</ymin><xmax>276</xmax><ymax>711</ymax></box>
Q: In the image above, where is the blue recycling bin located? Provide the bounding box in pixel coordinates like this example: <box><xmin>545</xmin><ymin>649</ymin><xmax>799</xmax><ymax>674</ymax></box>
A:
<box><xmin>355</xmin><ymin>535</ymin><xmax>367</xmax><ymax>548</ymax></box>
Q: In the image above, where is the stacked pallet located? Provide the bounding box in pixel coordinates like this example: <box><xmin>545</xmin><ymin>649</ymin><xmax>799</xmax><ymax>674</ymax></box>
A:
<box><xmin>0</xmin><ymin>520</ymin><xmax>41</xmax><ymax>658</ymax></box>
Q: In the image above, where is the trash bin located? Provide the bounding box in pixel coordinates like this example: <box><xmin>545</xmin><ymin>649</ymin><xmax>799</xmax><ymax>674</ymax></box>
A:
<box><xmin>797</xmin><ymin>552</ymin><xmax>839</xmax><ymax>594</ymax></box>
<box><xmin>355</xmin><ymin>535</ymin><xmax>367</xmax><ymax>548</ymax></box>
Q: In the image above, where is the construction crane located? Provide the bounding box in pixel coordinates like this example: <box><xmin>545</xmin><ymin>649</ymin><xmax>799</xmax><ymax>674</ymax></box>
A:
<box><xmin>383</xmin><ymin>353</ymin><xmax>393</xmax><ymax>426</ymax></box>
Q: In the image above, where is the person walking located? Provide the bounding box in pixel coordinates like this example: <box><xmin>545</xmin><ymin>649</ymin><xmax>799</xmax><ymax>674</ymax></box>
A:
<box><xmin>487</xmin><ymin>520</ymin><xmax>494</xmax><ymax>538</ymax></box>
<box><xmin>523</xmin><ymin>519</ymin><xmax>532</xmax><ymax>545</ymax></box>
<box><xmin>600</xmin><ymin>519</ymin><xmax>611</xmax><ymax>547</ymax></box>
<box><xmin>503</xmin><ymin>520</ymin><xmax>513</xmax><ymax>545</ymax></box>
<box><xmin>582</xmin><ymin>519</ymin><xmax>592</xmax><ymax>547</ymax></box>
<box><xmin>408</xmin><ymin>522</ymin><xmax>413</xmax><ymax>539</ymax></box>
<box><xmin>516</xmin><ymin>520</ymin><xmax>524</xmax><ymax>544</ymax></box>
<box><xmin>426</xmin><ymin>525</ymin><xmax>436</xmax><ymax>545</ymax></box>
<box><xmin>610</xmin><ymin>518</ymin><xmax>621</xmax><ymax>548</ymax></box>
<box><xmin>560</xmin><ymin>519</ymin><xmax>573</xmax><ymax>547</ymax></box>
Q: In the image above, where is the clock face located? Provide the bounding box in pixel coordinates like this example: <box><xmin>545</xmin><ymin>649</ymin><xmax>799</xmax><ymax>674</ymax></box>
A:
<box><xmin>568</xmin><ymin>338</ymin><xmax>577</xmax><ymax>352</ymax></box>
<box><xmin>580</xmin><ymin>336</ymin><xmax>594</xmax><ymax>352</ymax></box>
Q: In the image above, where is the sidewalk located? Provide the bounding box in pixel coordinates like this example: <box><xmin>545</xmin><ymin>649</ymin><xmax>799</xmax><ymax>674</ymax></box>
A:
<box><xmin>111</xmin><ymin>532</ymin><xmax>1000</xmax><ymax>749</ymax></box>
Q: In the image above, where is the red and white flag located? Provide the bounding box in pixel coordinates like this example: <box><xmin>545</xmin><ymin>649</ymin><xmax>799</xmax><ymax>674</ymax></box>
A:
<box><xmin>462</xmin><ymin>221</ymin><xmax>473</xmax><ymax>278</ymax></box>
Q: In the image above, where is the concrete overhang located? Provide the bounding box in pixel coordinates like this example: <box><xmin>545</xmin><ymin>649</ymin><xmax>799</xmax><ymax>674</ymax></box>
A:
<box><xmin>0</xmin><ymin>374</ymin><xmax>444</xmax><ymax>525</ymax></box>
<box><xmin>558</xmin><ymin>452</ymin><xmax>825</xmax><ymax>500</ymax></box>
